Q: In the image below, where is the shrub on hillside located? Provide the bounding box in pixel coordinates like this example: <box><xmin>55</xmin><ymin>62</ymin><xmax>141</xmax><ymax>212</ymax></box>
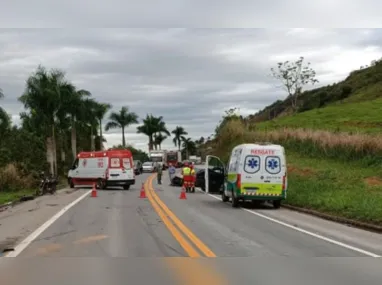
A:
<box><xmin>0</xmin><ymin>163</ymin><xmax>38</xmax><ymax>192</ymax></box>
<box><xmin>212</xmin><ymin>120</ymin><xmax>382</xmax><ymax>166</ymax></box>
<box><xmin>259</xmin><ymin>128</ymin><xmax>382</xmax><ymax>164</ymax></box>
<box><xmin>0</xmin><ymin>127</ymin><xmax>47</xmax><ymax>171</ymax></box>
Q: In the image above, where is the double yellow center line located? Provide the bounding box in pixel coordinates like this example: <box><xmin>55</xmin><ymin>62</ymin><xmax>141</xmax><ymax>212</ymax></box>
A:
<box><xmin>145</xmin><ymin>174</ymin><xmax>216</xmax><ymax>258</ymax></box>
<box><xmin>145</xmin><ymin>175</ymin><xmax>227</xmax><ymax>284</ymax></box>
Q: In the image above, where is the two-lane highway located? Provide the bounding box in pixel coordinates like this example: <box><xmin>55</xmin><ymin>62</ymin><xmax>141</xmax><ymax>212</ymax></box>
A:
<box><xmin>15</xmin><ymin>174</ymin><xmax>184</xmax><ymax>258</ymax></box>
<box><xmin>1</xmin><ymin>171</ymin><xmax>382</xmax><ymax>284</ymax></box>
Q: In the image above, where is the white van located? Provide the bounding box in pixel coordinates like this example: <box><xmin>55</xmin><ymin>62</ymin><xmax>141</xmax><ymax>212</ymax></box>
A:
<box><xmin>205</xmin><ymin>143</ymin><xmax>287</xmax><ymax>209</ymax></box>
<box><xmin>67</xmin><ymin>150</ymin><xmax>135</xmax><ymax>190</ymax></box>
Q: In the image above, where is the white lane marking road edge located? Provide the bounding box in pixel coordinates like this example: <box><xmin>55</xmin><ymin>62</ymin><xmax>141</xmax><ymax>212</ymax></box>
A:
<box><xmin>4</xmin><ymin>189</ymin><xmax>92</xmax><ymax>257</ymax></box>
<box><xmin>202</xmin><ymin>190</ymin><xmax>380</xmax><ymax>258</ymax></box>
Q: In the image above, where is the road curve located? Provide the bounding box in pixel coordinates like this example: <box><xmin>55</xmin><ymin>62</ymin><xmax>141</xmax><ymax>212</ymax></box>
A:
<box><xmin>1</xmin><ymin>172</ymin><xmax>382</xmax><ymax>284</ymax></box>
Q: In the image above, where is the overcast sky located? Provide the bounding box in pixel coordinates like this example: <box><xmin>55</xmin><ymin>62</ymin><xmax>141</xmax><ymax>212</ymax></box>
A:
<box><xmin>1</xmin><ymin>27</ymin><xmax>382</xmax><ymax>151</ymax></box>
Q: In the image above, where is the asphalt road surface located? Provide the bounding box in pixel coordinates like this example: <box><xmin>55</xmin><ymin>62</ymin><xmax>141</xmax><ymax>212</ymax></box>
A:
<box><xmin>1</xmin><ymin>171</ymin><xmax>382</xmax><ymax>285</ymax></box>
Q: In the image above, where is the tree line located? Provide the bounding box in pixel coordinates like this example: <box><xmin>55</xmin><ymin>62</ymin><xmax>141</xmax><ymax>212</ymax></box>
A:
<box><xmin>0</xmin><ymin>65</ymin><xmax>204</xmax><ymax>181</ymax></box>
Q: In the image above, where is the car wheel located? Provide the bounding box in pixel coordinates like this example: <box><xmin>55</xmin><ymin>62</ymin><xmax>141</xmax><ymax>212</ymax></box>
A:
<box><xmin>123</xmin><ymin>185</ymin><xmax>130</xmax><ymax>190</ymax></box>
<box><xmin>273</xmin><ymin>200</ymin><xmax>281</xmax><ymax>209</ymax></box>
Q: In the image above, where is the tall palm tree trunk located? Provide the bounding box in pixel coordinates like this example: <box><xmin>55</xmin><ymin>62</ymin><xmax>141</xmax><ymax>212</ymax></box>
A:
<box><xmin>90</xmin><ymin>127</ymin><xmax>95</xmax><ymax>151</ymax></box>
<box><xmin>99</xmin><ymin>119</ymin><xmax>103</xmax><ymax>150</ymax></box>
<box><xmin>122</xmin><ymin>127</ymin><xmax>126</xmax><ymax>147</ymax></box>
<box><xmin>46</xmin><ymin>136</ymin><xmax>54</xmax><ymax>175</ymax></box>
<box><xmin>71</xmin><ymin>118</ymin><xmax>77</xmax><ymax>160</ymax></box>
<box><xmin>149</xmin><ymin>136</ymin><xmax>154</xmax><ymax>151</ymax></box>
<box><xmin>52</xmin><ymin>125</ymin><xmax>58</xmax><ymax>176</ymax></box>
<box><xmin>153</xmin><ymin>133</ymin><xmax>157</xmax><ymax>150</ymax></box>
<box><xmin>60</xmin><ymin>130</ymin><xmax>66</xmax><ymax>163</ymax></box>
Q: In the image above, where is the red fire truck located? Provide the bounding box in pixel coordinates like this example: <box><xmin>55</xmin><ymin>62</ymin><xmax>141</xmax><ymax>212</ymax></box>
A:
<box><xmin>166</xmin><ymin>150</ymin><xmax>182</xmax><ymax>168</ymax></box>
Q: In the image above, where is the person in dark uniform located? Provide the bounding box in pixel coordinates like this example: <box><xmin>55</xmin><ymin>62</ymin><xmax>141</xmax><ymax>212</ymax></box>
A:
<box><xmin>157</xmin><ymin>163</ymin><xmax>163</xmax><ymax>185</ymax></box>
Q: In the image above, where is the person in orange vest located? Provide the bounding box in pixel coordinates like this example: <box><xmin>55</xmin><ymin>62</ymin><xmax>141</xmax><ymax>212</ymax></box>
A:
<box><xmin>182</xmin><ymin>162</ymin><xmax>192</xmax><ymax>192</ymax></box>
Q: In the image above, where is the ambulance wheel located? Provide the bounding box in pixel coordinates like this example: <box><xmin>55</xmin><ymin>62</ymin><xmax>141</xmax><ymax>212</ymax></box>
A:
<box><xmin>221</xmin><ymin>190</ymin><xmax>229</xmax><ymax>202</ymax></box>
<box><xmin>97</xmin><ymin>179</ymin><xmax>106</xmax><ymax>190</ymax></box>
<box><xmin>123</xmin><ymin>185</ymin><xmax>130</xmax><ymax>190</ymax></box>
<box><xmin>231</xmin><ymin>191</ymin><xmax>239</xmax><ymax>208</ymax></box>
<box><xmin>68</xmin><ymin>178</ymin><xmax>74</xmax><ymax>189</ymax></box>
<box><xmin>273</xmin><ymin>200</ymin><xmax>281</xmax><ymax>209</ymax></box>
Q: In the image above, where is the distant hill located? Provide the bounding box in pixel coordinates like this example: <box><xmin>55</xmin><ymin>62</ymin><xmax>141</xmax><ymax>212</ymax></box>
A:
<box><xmin>248</xmin><ymin>58</ymin><xmax>382</xmax><ymax>133</ymax></box>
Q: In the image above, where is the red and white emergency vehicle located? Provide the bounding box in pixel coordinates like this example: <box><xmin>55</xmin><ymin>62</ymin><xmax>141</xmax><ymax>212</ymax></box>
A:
<box><xmin>166</xmin><ymin>150</ymin><xmax>182</xmax><ymax>167</ymax></box>
<box><xmin>67</xmin><ymin>150</ymin><xmax>135</xmax><ymax>190</ymax></box>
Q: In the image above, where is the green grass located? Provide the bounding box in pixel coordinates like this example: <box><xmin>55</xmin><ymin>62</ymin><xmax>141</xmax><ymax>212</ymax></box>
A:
<box><xmin>0</xmin><ymin>181</ymin><xmax>67</xmax><ymax>205</ymax></box>
<box><xmin>257</xmin><ymin>98</ymin><xmax>382</xmax><ymax>134</ymax></box>
<box><xmin>285</xmin><ymin>152</ymin><xmax>382</xmax><ymax>225</ymax></box>
<box><xmin>0</xmin><ymin>189</ymin><xmax>36</xmax><ymax>205</ymax></box>
<box><xmin>212</xmin><ymin>119</ymin><xmax>382</xmax><ymax>225</ymax></box>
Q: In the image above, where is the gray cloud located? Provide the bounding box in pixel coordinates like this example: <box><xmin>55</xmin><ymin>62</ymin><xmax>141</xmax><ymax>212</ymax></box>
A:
<box><xmin>2</xmin><ymin>1</ymin><xmax>382</xmax><ymax>27</ymax></box>
<box><xmin>1</xmin><ymin>28</ymin><xmax>382</xmax><ymax>151</ymax></box>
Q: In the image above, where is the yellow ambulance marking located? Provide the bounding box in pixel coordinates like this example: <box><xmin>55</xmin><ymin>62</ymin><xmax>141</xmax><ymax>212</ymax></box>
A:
<box><xmin>243</xmin><ymin>192</ymin><xmax>281</xmax><ymax>196</ymax></box>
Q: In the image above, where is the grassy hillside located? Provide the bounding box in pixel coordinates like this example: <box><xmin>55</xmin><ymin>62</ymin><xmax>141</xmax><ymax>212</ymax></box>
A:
<box><xmin>257</xmin><ymin>97</ymin><xmax>382</xmax><ymax>134</ymax></box>
<box><xmin>203</xmin><ymin>59</ymin><xmax>382</xmax><ymax>226</ymax></box>
<box><xmin>250</xmin><ymin>58</ymin><xmax>382</xmax><ymax>129</ymax></box>
<box><xmin>207</xmin><ymin>119</ymin><xmax>382</xmax><ymax>225</ymax></box>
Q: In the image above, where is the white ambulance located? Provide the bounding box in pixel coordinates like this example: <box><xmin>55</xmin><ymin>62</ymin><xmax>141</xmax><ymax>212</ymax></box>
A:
<box><xmin>205</xmin><ymin>143</ymin><xmax>287</xmax><ymax>209</ymax></box>
<box><xmin>67</xmin><ymin>150</ymin><xmax>135</xmax><ymax>190</ymax></box>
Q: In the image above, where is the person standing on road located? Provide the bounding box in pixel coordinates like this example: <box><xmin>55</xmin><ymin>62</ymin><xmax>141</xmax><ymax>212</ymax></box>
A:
<box><xmin>157</xmin><ymin>163</ymin><xmax>163</xmax><ymax>185</ymax></box>
<box><xmin>168</xmin><ymin>163</ymin><xmax>176</xmax><ymax>185</ymax></box>
<box><xmin>189</xmin><ymin>164</ymin><xmax>196</xmax><ymax>193</ymax></box>
<box><xmin>182</xmin><ymin>162</ymin><xmax>192</xmax><ymax>192</ymax></box>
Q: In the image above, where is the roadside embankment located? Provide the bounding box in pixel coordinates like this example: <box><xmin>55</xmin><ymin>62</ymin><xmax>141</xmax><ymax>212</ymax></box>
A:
<box><xmin>0</xmin><ymin>163</ymin><xmax>67</xmax><ymax>208</ymax></box>
<box><xmin>208</xmin><ymin>119</ymin><xmax>382</xmax><ymax>227</ymax></box>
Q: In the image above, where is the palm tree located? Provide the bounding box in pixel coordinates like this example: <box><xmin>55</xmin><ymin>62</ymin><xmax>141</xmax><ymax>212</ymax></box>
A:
<box><xmin>93</xmin><ymin>102</ymin><xmax>112</xmax><ymax>150</ymax></box>
<box><xmin>172</xmin><ymin>126</ymin><xmax>188</xmax><ymax>150</ymax></box>
<box><xmin>137</xmin><ymin>114</ymin><xmax>170</xmax><ymax>151</ymax></box>
<box><xmin>155</xmin><ymin>133</ymin><xmax>167</xmax><ymax>150</ymax></box>
<box><xmin>60</xmin><ymin>86</ymin><xmax>92</xmax><ymax>159</ymax></box>
<box><xmin>105</xmin><ymin>106</ymin><xmax>138</xmax><ymax>147</ymax></box>
<box><xmin>82</xmin><ymin>98</ymin><xmax>100</xmax><ymax>151</ymax></box>
<box><xmin>137</xmin><ymin>114</ymin><xmax>156</xmax><ymax>151</ymax></box>
<box><xmin>194</xmin><ymin>136</ymin><xmax>205</xmax><ymax>156</ymax></box>
<box><xmin>19</xmin><ymin>66</ymin><xmax>73</xmax><ymax>175</ymax></box>
<box><xmin>153</xmin><ymin>117</ymin><xmax>170</xmax><ymax>150</ymax></box>
<box><xmin>181</xmin><ymin>137</ymin><xmax>196</xmax><ymax>160</ymax></box>
<box><xmin>95</xmin><ymin>134</ymin><xmax>107</xmax><ymax>150</ymax></box>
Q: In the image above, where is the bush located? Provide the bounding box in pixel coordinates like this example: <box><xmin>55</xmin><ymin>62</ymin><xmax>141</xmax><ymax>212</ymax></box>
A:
<box><xmin>212</xmin><ymin>120</ymin><xmax>382</xmax><ymax>166</ymax></box>
<box><xmin>0</xmin><ymin>127</ymin><xmax>47</xmax><ymax>171</ymax></box>
<box><xmin>0</xmin><ymin>163</ymin><xmax>38</xmax><ymax>192</ymax></box>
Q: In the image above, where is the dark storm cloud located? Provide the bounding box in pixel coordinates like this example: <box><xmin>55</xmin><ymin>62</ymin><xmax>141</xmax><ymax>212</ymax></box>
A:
<box><xmin>1</xmin><ymin>27</ymin><xmax>382</xmax><ymax>150</ymax></box>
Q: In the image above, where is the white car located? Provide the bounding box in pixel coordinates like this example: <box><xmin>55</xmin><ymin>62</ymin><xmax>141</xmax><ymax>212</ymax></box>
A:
<box><xmin>142</xmin><ymin>162</ymin><xmax>155</xmax><ymax>173</ymax></box>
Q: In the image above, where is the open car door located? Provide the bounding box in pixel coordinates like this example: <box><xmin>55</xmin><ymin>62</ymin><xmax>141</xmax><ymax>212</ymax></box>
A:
<box><xmin>205</xmin><ymin>155</ymin><xmax>225</xmax><ymax>193</ymax></box>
